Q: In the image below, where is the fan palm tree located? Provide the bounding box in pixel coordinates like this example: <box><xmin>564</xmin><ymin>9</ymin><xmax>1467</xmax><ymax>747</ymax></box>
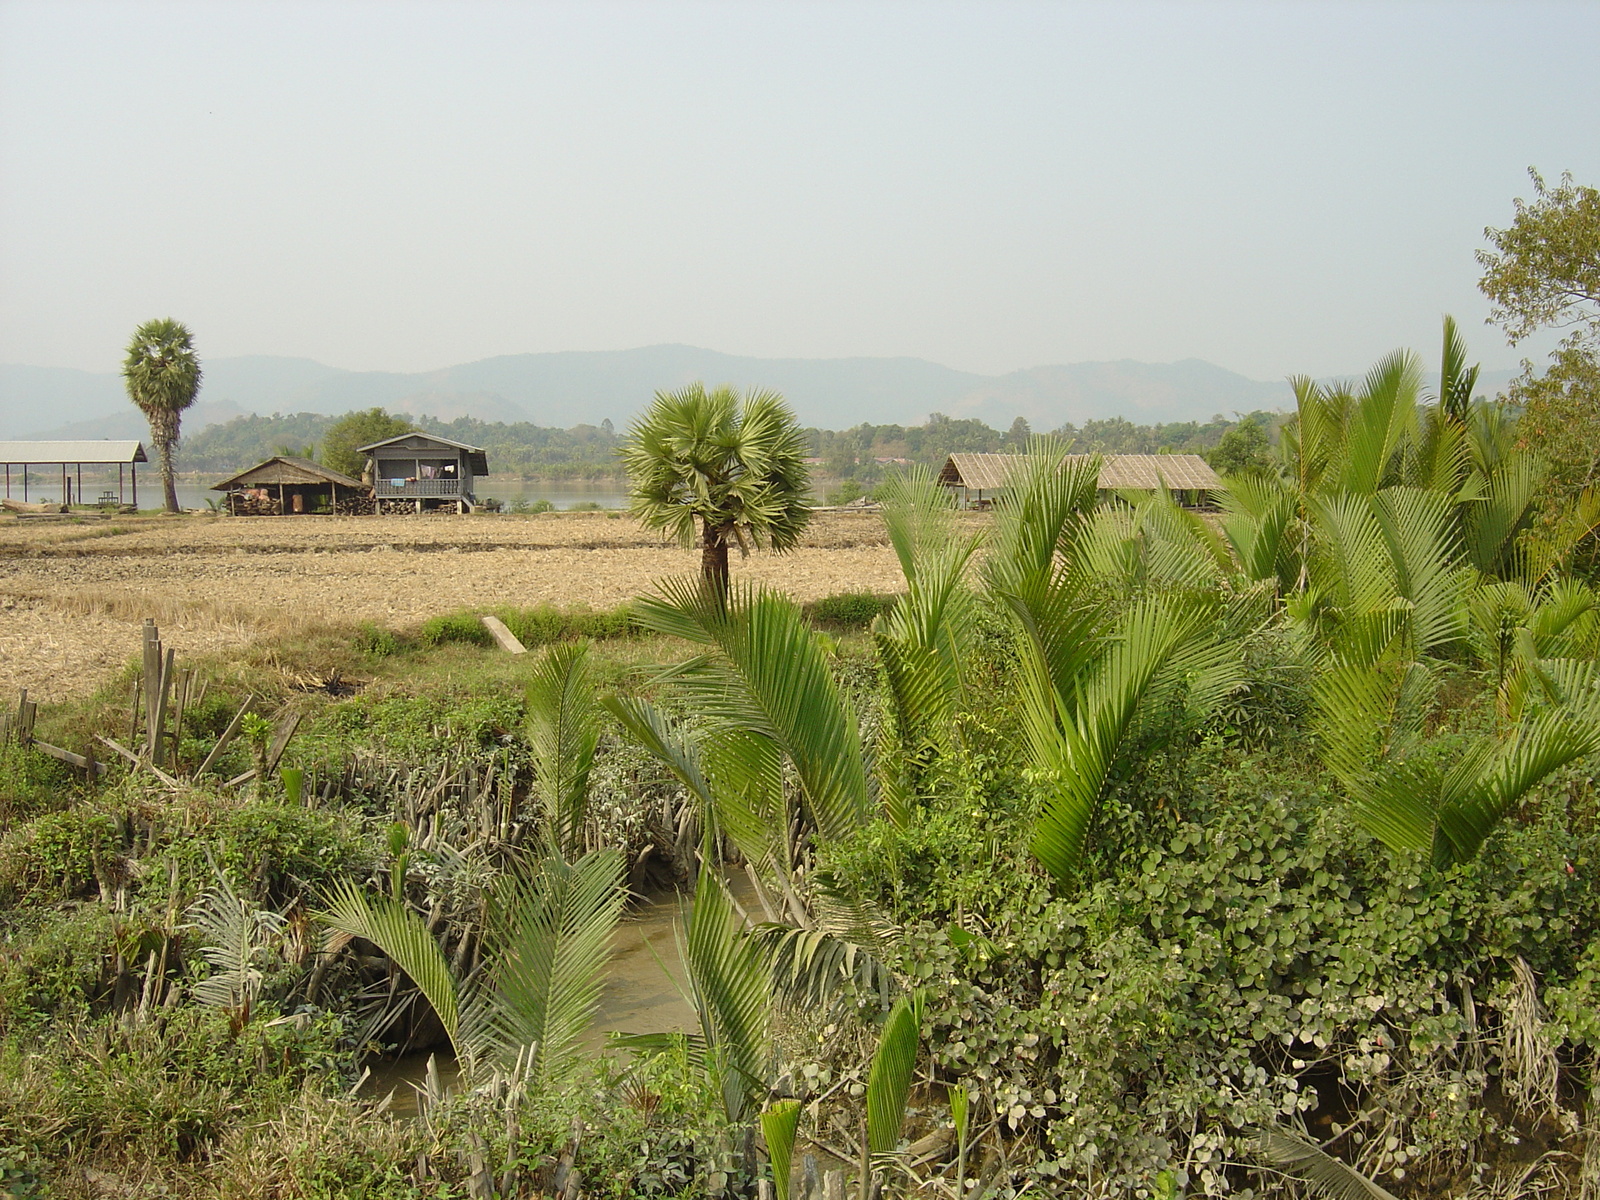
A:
<box><xmin>623</xmin><ymin>383</ymin><xmax>812</xmax><ymax>597</ymax></box>
<box><xmin>122</xmin><ymin>318</ymin><xmax>202</xmax><ymax>513</ymax></box>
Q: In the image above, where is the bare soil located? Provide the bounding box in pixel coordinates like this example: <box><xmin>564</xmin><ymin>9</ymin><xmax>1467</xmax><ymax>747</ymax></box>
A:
<box><xmin>0</xmin><ymin>510</ymin><xmax>907</xmax><ymax>702</ymax></box>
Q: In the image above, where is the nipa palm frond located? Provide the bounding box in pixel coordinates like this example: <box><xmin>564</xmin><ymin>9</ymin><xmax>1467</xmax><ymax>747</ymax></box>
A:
<box><xmin>321</xmin><ymin>880</ymin><xmax>463</xmax><ymax>1059</ymax></box>
<box><xmin>479</xmin><ymin>847</ymin><xmax>627</xmax><ymax>1088</ymax></box>
<box><xmin>866</xmin><ymin>989</ymin><xmax>925</xmax><ymax>1155</ymax></box>
<box><xmin>685</xmin><ymin>863</ymin><xmax>772</xmax><ymax>1124</ymax></box>
<box><xmin>525</xmin><ymin>641</ymin><xmax>601</xmax><ymax>860</ymax></box>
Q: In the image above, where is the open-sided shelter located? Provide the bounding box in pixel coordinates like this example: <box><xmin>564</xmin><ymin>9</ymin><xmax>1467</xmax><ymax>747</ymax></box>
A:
<box><xmin>938</xmin><ymin>452</ymin><xmax>1223</xmax><ymax>508</ymax></box>
<box><xmin>211</xmin><ymin>456</ymin><xmax>365</xmax><ymax>515</ymax></box>
<box><xmin>0</xmin><ymin>440</ymin><xmax>148</xmax><ymax>508</ymax></box>
<box><xmin>357</xmin><ymin>432</ymin><xmax>488</xmax><ymax>513</ymax></box>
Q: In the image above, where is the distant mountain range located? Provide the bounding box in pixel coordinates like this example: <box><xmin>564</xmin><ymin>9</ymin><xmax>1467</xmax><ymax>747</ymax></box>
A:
<box><xmin>0</xmin><ymin>345</ymin><xmax>1517</xmax><ymax>440</ymax></box>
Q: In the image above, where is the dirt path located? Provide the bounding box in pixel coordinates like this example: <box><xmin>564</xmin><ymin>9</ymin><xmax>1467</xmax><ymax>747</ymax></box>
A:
<box><xmin>0</xmin><ymin>510</ymin><xmax>908</xmax><ymax>701</ymax></box>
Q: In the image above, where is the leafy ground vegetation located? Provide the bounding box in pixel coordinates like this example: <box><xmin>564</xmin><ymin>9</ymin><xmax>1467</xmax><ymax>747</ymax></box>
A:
<box><xmin>2</xmin><ymin>334</ymin><xmax>1600</xmax><ymax>1200</ymax></box>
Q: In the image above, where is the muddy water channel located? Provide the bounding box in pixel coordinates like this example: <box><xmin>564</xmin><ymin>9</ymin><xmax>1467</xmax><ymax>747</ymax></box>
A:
<box><xmin>362</xmin><ymin>877</ymin><xmax>754</xmax><ymax>1116</ymax></box>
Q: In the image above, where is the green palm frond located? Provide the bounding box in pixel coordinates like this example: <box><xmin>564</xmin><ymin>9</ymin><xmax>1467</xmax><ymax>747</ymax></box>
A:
<box><xmin>1433</xmin><ymin>712</ymin><xmax>1600</xmax><ymax>866</ymax></box>
<box><xmin>1026</xmin><ymin>597</ymin><xmax>1225</xmax><ymax>886</ymax></box>
<box><xmin>866</xmin><ymin>989</ymin><xmax>925</xmax><ymax>1155</ymax></box>
<box><xmin>983</xmin><ymin>442</ymin><xmax>1101</xmax><ymax>596</ymax></box>
<box><xmin>1220</xmin><ymin>473</ymin><xmax>1299</xmax><ymax>590</ymax></box>
<box><xmin>1437</xmin><ymin>315</ymin><xmax>1481</xmax><ymax>425</ymax></box>
<box><xmin>762</xmin><ymin>1099</ymin><xmax>803</xmax><ymax>1200</ymax></box>
<box><xmin>480</xmin><ymin>847</ymin><xmax>626</xmax><ymax>1088</ymax></box>
<box><xmin>525</xmin><ymin>641</ymin><xmax>601</xmax><ymax>859</ymax></box>
<box><xmin>1371</xmin><ymin>487</ymin><xmax>1470</xmax><ymax>657</ymax></box>
<box><xmin>756</xmin><ymin>875</ymin><xmax>900</xmax><ymax>1010</ymax></box>
<box><xmin>186</xmin><ymin>873</ymin><xmax>285</xmax><ymax>1018</ymax></box>
<box><xmin>633</xmin><ymin>581</ymin><xmax>870</xmax><ymax>844</ymax></box>
<box><xmin>684</xmin><ymin>864</ymin><xmax>772</xmax><ymax>1124</ymax></box>
<box><xmin>322</xmin><ymin>880</ymin><xmax>463</xmax><ymax>1057</ymax></box>
<box><xmin>1256</xmin><ymin>1126</ymin><xmax>1401</xmax><ymax>1200</ymax></box>
<box><xmin>1339</xmin><ymin>351</ymin><xmax>1422</xmax><ymax>494</ymax></box>
<box><xmin>1464</xmin><ymin>452</ymin><xmax>1541</xmax><ymax>578</ymax></box>
<box><xmin>122</xmin><ymin>318</ymin><xmax>202</xmax><ymax>420</ymax></box>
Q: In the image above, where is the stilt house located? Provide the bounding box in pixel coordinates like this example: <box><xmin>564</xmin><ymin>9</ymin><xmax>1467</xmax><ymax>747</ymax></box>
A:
<box><xmin>358</xmin><ymin>433</ymin><xmax>488</xmax><ymax>513</ymax></box>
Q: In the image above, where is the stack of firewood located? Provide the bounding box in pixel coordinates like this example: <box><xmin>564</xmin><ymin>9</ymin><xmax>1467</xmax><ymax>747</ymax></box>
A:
<box><xmin>228</xmin><ymin>493</ymin><xmax>281</xmax><ymax>516</ymax></box>
<box><xmin>334</xmin><ymin>493</ymin><xmax>377</xmax><ymax>515</ymax></box>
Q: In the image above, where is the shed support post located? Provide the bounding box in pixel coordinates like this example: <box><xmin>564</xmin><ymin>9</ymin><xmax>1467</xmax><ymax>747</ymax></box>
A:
<box><xmin>130</xmin><ymin>464</ymin><xmax>137</xmax><ymax>508</ymax></box>
<box><xmin>119</xmin><ymin>463</ymin><xmax>124</xmax><ymax>505</ymax></box>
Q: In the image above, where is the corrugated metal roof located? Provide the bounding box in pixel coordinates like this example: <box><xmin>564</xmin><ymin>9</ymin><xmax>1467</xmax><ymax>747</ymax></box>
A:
<box><xmin>211</xmin><ymin>456</ymin><xmax>365</xmax><ymax>491</ymax></box>
<box><xmin>938</xmin><ymin>452</ymin><xmax>1222</xmax><ymax>492</ymax></box>
<box><xmin>356</xmin><ymin>432</ymin><xmax>489</xmax><ymax>476</ymax></box>
<box><xmin>0</xmin><ymin>440</ymin><xmax>148</xmax><ymax>463</ymax></box>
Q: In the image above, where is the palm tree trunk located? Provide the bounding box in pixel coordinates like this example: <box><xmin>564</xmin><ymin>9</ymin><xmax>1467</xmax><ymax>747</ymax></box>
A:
<box><xmin>148</xmin><ymin>409</ymin><xmax>181</xmax><ymax>513</ymax></box>
<box><xmin>701</xmin><ymin>516</ymin><xmax>730</xmax><ymax>598</ymax></box>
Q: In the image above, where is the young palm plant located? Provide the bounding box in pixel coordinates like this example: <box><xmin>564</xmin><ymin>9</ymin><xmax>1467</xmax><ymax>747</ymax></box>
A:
<box><xmin>321</xmin><ymin>845</ymin><xmax>626</xmax><ymax>1089</ymax></box>
<box><xmin>525</xmin><ymin>641</ymin><xmax>601</xmax><ymax>860</ymax></box>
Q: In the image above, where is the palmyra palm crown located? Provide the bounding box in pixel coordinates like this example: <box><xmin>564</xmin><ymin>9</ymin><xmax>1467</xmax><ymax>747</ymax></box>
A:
<box><xmin>122</xmin><ymin>318</ymin><xmax>202</xmax><ymax>514</ymax></box>
<box><xmin>623</xmin><ymin>383</ymin><xmax>812</xmax><ymax>594</ymax></box>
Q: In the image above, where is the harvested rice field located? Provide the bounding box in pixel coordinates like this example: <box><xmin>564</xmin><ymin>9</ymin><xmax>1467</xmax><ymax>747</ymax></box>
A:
<box><xmin>0</xmin><ymin>509</ymin><xmax>915</xmax><ymax>701</ymax></box>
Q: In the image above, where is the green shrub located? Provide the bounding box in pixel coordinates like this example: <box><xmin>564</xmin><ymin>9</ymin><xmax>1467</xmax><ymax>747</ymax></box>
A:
<box><xmin>567</xmin><ymin>500</ymin><xmax>604</xmax><ymax>511</ymax></box>
<box><xmin>0</xmin><ymin>808</ymin><xmax>119</xmax><ymax>905</ymax></box>
<box><xmin>824</xmin><ymin>743</ymin><xmax>1600</xmax><ymax>1195</ymax></box>
<box><xmin>805</xmin><ymin>591</ymin><xmax>899</xmax><ymax>629</ymax></box>
<box><xmin>0</xmin><ymin>1007</ymin><xmax>345</xmax><ymax>1168</ymax></box>
<box><xmin>0</xmin><ymin>745</ymin><xmax>76</xmax><ymax>824</ymax></box>
<box><xmin>418</xmin><ymin>610</ymin><xmax>493</xmax><ymax>648</ymax></box>
<box><xmin>498</xmin><ymin>603</ymin><xmax>633</xmax><ymax>648</ymax></box>
<box><xmin>0</xmin><ymin>906</ymin><xmax>117</xmax><ymax>1031</ymax></box>
<box><xmin>419</xmin><ymin>604</ymin><xmax>634</xmax><ymax>651</ymax></box>
<box><xmin>167</xmin><ymin>802</ymin><xmax>373</xmax><ymax>902</ymax></box>
<box><xmin>352</xmin><ymin>621</ymin><xmax>407</xmax><ymax>658</ymax></box>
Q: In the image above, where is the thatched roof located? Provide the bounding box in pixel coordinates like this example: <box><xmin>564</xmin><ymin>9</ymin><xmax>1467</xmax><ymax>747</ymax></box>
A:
<box><xmin>938</xmin><ymin>452</ymin><xmax>1222</xmax><ymax>492</ymax></box>
<box><xmin>211</xmin><ymin>457</ymin><xmax>364</xmax><ymax>491</ymax></box>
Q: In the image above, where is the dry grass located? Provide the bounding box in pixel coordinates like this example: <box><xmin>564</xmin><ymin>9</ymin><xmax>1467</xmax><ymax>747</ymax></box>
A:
<box><xmin>0</xmin><ymin>509</ymin><xmax>916</xmax><ymax>702</ymax></box>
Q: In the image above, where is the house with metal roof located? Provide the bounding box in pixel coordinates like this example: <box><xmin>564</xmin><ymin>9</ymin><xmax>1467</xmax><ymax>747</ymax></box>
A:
<box><xmin>937</xmin><ymin>452</ymin><xmax>1223</xmax><ymax>508</ymax></box>
<box><xmin>211</xmin><ymin>456</ymin><xmax>365</xmax><ymax>516</ymax></box>
<box><xmin>357</xmin><ymin>432</ymin><xmax>489</xmax><ymax>513</ymax></box>
<box><xmin>0</xmin><ymin>440</ymin><xmax>148</xmax><ymax>508</ymax></box>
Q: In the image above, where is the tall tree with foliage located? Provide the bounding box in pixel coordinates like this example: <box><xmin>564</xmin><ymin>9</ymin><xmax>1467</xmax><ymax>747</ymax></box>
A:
<box><xmin>320</xmin><ymin>408</ymin><xmax>416</xmax><ymax>478</ymax></box>
<box><xmin>122</xmin><ymin>318</ymin><xmax>202</xmax><ymax>513</ymax></box>
<box><xmin>623</xmin><ymin>383</ymin><xmax>811</xmax><ymax>596</ymax></box>
<box><xmin>1479</xmin><ymin>169</ymin><xmax>1600</xmax><ymax>490</ymax></box>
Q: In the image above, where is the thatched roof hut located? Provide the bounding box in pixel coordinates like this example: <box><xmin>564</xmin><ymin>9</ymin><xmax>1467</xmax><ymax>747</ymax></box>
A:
<box><xmin>211</xmin><ymin>456</ymin><xmax>365</xmax><ymax>515</ymax></box>
<box><xmin>937</xmin><ymin>452</ymin><xmax>1223</xmax><ymax>507</ymax></box>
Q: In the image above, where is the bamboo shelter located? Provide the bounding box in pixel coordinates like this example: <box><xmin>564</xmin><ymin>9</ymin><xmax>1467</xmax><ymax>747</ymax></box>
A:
<box><xmin>937</xmin><ymin>452</ymin><xmax>1223</xmax><ymax>508</ymax></box>
<box><xmin>211</xmin><ymin>456</ymin><xmax>366</xmax><ymax>516</ymax></box>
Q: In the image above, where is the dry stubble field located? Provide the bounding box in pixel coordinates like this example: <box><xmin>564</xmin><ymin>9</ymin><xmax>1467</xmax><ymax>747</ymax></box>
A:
<box><xmin>0</xmin><ymin>509</ymin><xmax>909</xmax><ymax>702</ymax></box>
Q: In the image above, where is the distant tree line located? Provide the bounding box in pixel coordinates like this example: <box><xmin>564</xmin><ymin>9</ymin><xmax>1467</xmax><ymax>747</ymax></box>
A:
<box><xmin>178</xmin><ymin>405</ymin><xmax>1281</xmax><ymax>480</ymax></box>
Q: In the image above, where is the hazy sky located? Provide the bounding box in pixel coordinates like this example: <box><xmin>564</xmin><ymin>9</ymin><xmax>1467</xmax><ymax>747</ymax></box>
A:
<box><xmin>1</xmin><ymin>0</ymin><xmax>1595</xmax><ymax>381</ymax></box>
